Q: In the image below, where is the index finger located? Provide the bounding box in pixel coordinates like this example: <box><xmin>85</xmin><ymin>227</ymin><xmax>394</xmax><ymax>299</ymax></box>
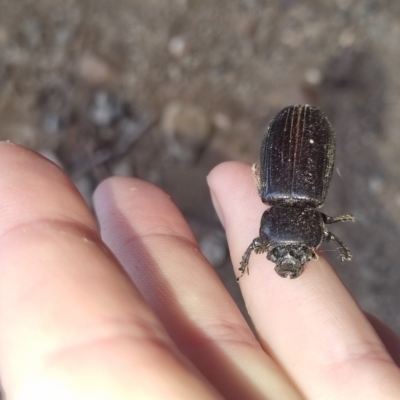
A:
<box><xmin>208</xmin><ymin>161</ymin><xmax>400</xmax><ymax>399</ymax></box>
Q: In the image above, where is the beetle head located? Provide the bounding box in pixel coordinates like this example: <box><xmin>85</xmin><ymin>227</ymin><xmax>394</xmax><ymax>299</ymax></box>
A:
<box><xmin>268</xmin><ymin>245</ymin><xmax>316</xmax><ymax>279</ymax></box>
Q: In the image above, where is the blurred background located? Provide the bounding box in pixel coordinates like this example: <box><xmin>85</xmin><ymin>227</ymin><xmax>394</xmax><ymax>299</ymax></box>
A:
<box><xmin>1</xmin><ymin>0</ymin><xmax>400</xmax><ymax>336</ymax></box>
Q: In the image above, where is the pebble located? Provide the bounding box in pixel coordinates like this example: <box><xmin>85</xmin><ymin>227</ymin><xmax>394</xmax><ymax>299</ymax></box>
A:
<box><xmin>304</xmin><ymin>68</ymin><xmax>322</xmax><ymax>86</ymax></box>
<box><xmin>78</xmin><ymin>53</ymin><xmax>115</xmax><ymax>85</ymax></box>
<box><xmin>339</xmin><ymin>30</ymin><xmax>355</xmax><ymax>47</ymax></box>
<box><xmin>90</xmin><ymin>91</ymin><xmax>122</xmax><ymax>127</ymax></box>
<box><xmin>213</xmin><ymin>112</ymin><xmax>232</xmax><ymax>131</ymax></box>
<box><xmin>369</xmin><ymin>177</ymin><xmax>383</xmax><ymax>194</ymax></box>
<box><xmin>161</xmin><ymin>102</ymin><xmax>211</xmax><ymax>162</ymax></box>
<box><xmin>200</xmin><ymin>233</ymin><xmax>227</xmax><ymax>268</ymax></box>
<box><xmin>168</xmin><ymin>36</ymin><xmax>187</xmax><ymax>58</ymax></box>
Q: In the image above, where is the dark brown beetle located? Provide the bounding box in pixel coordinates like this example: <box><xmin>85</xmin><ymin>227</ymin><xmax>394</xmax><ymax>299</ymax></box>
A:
<box><xmin>238</xmin><ymin>105</ymin><xmax>354</xmax><ymax>279</ymax></box>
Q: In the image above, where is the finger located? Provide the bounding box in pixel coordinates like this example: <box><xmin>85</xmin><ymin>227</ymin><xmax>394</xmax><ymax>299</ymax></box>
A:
<box><xmin>94</xmin><ymin>177</ymin><xmax>303</xmax><ymax>400</ymax></box>
<box><xmin>208</xmin><ymin>161</ymin><xmax>400</xmax><ymax>400</ymax></box>
<box><xmin>367</xmin><ymin>313</ymin><xmax>400</xmax><ymax>367</ymax></box>
<box><xmin>0</xmin><ymin>143</ymin><xmax>221</xmax><ymax>400</ymax></box>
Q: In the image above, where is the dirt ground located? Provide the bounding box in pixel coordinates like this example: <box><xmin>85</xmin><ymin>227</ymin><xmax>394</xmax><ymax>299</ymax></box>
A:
<box><xmin>1</xmin><ymin>0</ymin><xmax>400</xmax><ymax>344</ymax></box>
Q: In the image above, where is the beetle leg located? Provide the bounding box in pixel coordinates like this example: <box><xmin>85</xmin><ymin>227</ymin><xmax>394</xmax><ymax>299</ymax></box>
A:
<box><xmin>322</xmin><ymin>213</ymin><xmax>355</xmax><ymax>224</ymax></box>
<box><xmin>323</xmin><ymin>230</ymin><xmax>352</xmax><ymax>262</ymax></box>
<box><xmin>237</xmin><ymin>238</ymin><xmax>267</xmax><ymax>281</ymax></box>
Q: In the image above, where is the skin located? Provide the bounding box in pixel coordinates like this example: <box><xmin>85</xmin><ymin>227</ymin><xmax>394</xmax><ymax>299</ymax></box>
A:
<box><xmin>0</xmin><ymin>142</ymin><xmax>399</xmax><ymax>399</ymax></box>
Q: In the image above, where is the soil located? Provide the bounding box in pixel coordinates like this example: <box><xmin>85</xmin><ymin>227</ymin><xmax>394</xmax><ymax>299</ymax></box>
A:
<box><xmin>1</xmin><ymin>0</ymin><xmax>400</xmax><ymax>340</ymax></box>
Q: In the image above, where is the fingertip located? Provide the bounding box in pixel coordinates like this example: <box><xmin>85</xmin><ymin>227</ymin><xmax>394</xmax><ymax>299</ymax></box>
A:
<box><xmin>0</xmin><ymin>143</ymin><xmax>96</xmax><ymax>235</ymax></box>
<box><xmin>94</xmin><ymin>177</ymin><xmax>173</xmax><ymax>207</ymax></box>
<box><xmin>207</xmin><ymin>161</ymin><xmax>251</xmax><ymax>195</ymax></box>
<box><xmin>94</xmin><ymin>176</ymin><xmax>196</xmax><ymax>245</ymax></box>
<box><xmin>0</xmin><ymin>141</ymin><xmax>64</xmax><ymax>177</ymax></box>
<box><xmin>207</xmin><ymin>161</ymin><xmax>242</xmax><ymax>185</ymax></box>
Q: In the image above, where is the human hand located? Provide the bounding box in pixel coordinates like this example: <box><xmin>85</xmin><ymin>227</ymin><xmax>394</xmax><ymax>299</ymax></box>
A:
<box><xmin>0</xmin><ymin>143</ymin><xmax>399</xmax><ymax>400</ymax></box>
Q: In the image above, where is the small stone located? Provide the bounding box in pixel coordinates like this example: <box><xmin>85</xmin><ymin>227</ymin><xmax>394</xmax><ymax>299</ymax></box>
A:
<box><xmin>78</xmin><ymin>53</ymin><xmax>115</xmax><ymax>85</ymax></box>
<box><xmin>90</xmin><ymin>91</ymin><xmax>122</xmax><ymax>127</ymax></box>
<box><xmin>162</xmin><ymin>102</ymin><xmax>211</xmax><ymax>143</ymax></box>
<box><xmin>168</xmin><ymin>36</ymin><xmax>187</xmax><ymax>58</ymax></box>
<box><xmin>304</xmin><ymin>68</ymin><xmax>322</xmax><ymax>86</ymax></box>
<box><xmin>339</xmin><ymin>30</ymin><xmax>355</xmax><ymax>48</ymax></box>
<box><xmin>213</xmin><ymin>112</ymin><xmax>232</xmax><ymax>131</ymax></box>
<box><xmin>369</xmin><ymin>177</ymin><xmax>383</xmax><ymax>194</ymax></box>
<box><xmin>200</xmin><ymin>233</ymin><xmax>227</xmax><ymax>268</ymax></box>
<box><xmin>161</xmin><ymin>102</ymin><xmax>211</xmax><ymax>162</ymax></box>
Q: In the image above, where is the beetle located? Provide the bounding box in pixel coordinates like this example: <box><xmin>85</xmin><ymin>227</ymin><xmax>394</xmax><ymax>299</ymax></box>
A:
<box><xmin>238</xmin><ymin>105</ymin><xmax>354</xmax><ymax>280</ymax></box>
